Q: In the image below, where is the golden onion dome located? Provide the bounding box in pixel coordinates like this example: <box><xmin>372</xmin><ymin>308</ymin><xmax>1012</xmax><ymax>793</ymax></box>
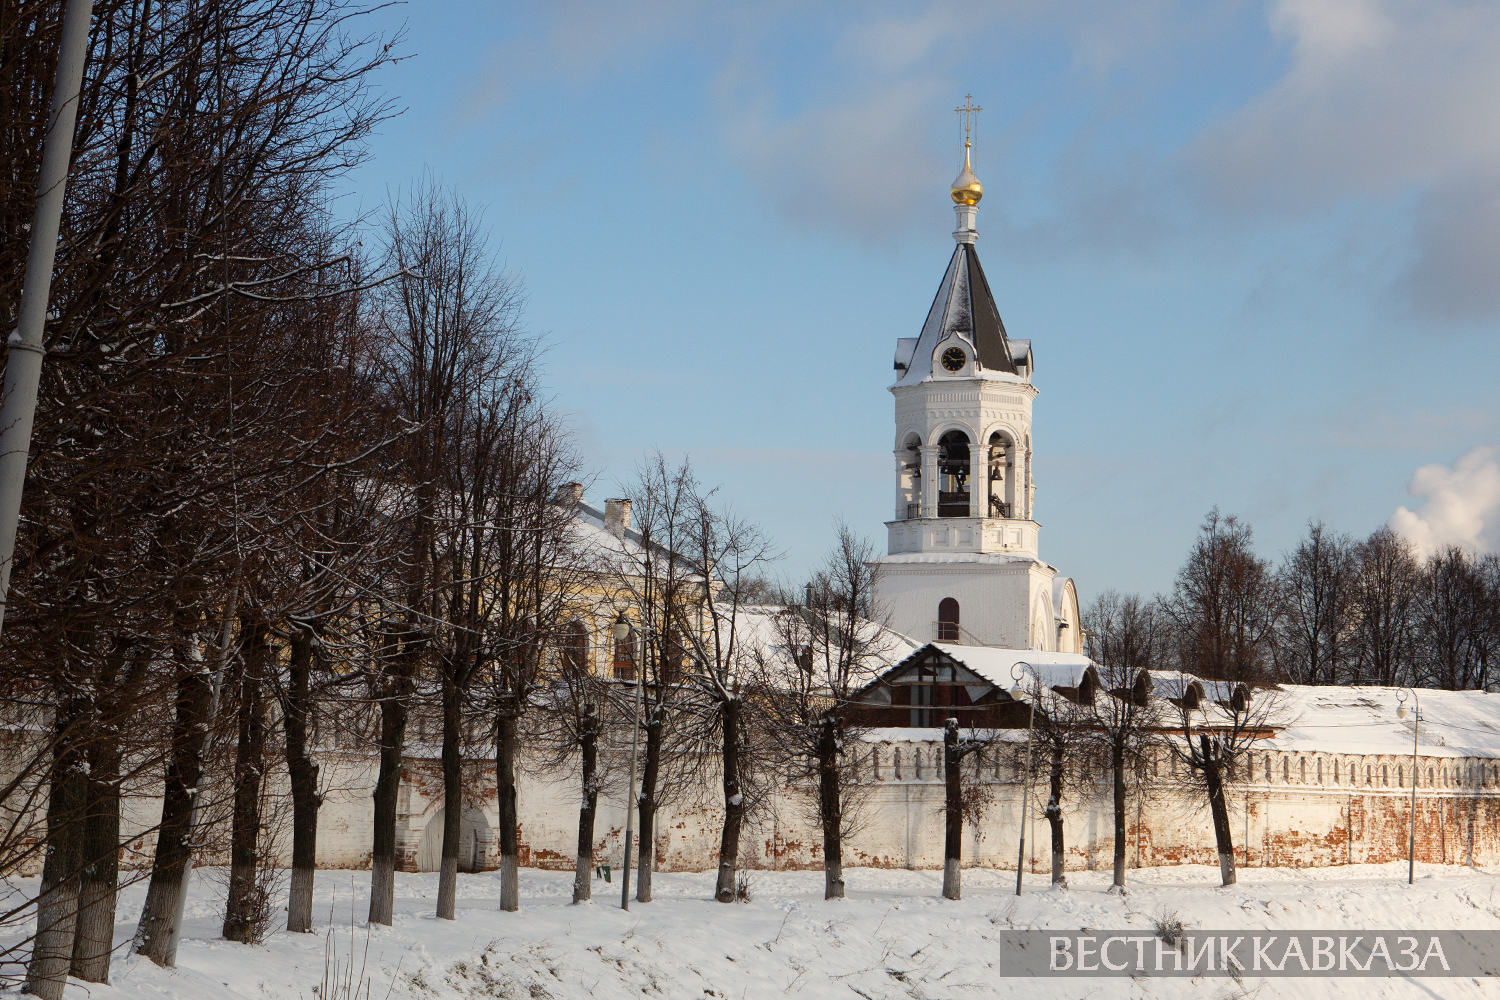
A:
<box><xmin>950</xmin><ymin>140</ymin><xmax>983</xmax><ymax>206</ymax></box>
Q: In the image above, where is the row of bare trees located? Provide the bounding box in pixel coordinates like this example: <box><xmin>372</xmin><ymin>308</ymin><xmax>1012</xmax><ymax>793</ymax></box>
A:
<box><xmin>1138</xmin><ymin>507</ymin><xmax>1500</xmax><ymax>690</ymax></box>
<box><xmin>0</xmin><ymin>2</ymin><xmax>616</xmax><ymax>992</ymax></box>
<box><xmin>1</xmin><ymin>0</ymin><xmax>410</xmax><ymax>994</ymax></box>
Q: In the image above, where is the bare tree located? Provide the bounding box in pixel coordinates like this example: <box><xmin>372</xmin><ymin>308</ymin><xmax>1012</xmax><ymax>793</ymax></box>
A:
<box><xmin>533</xmin><ymin>634</ymin><xmax>613</xmax><ymax>904</ymax></box>
<box><xmin>1276</xmin><ymin>521</ymin><xmax>1355</xmax><ymax>685</ymax></box>
<box><xmin>755</xmin><ymin>523</ymin><xmax>891</xmax><ymax>900</ymax></box>
<box><xmin>0</xmin><ymin>0</ymin><xmax>400</xmax><ymax>983</ymax></box>
<box><xmin>222</xmin><ymin>615</ymin><xmax>272</xmax><ymax>942</ymax></box>
<box><xmin>1164</xmin><ymin>508</ymin><xmax>1281</xmax><ymax>684</ymax></box>
<box><xmin>1166</xmin><ymin>682</ymin><xmax>1279</xmax><ymax>887</ymax></box>
<box><xmin>1020</xmin><ymin>684</ymin><xmax>1092</xmax><ymax>886</ymax></box>
<box><xmin>940</xmin><ymin>718</ymin><xmax>993</xmax><ymax>900</ymax></box>
<box><xmin>1350</xmin><ymin>527</ymin><xmax>1421</xmax><ymax>686</ymax></box>
<box><xmin>1416</xmin><ymin>546</ymin><xmax>1493</xmax><ymax>691</ymax></box>
<box><xmin>365</xmin><ymin>175</ymin><xmax>542</xmax><ymax>921</ymax></box>
<box><xmin>1083</xmin><ymin>590</ymin><xmax>1165</xmax><ymax>889</ymax></box>
<box><xmin>677</xmin><ymin>497</ymin><xmax>777</xmax><ymax>903</ymax></box>
<box><xmin>609</xmin><ymin>454</ymin><xmax>709</xmax><ymax>904</ymax></box>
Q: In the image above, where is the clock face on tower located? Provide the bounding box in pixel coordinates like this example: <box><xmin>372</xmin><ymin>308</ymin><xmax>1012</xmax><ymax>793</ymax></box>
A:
<box><xmin>940</xmin><ymin>346</ymin><xmax>966</xmax><ymax>372</ymax></box>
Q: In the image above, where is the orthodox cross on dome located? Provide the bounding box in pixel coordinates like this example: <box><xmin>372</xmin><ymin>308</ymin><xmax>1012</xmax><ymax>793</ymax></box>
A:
<box><xmin>955</xmin><ymin>94</ymin><xmax>981</xmax><ymax>143</ymax></box>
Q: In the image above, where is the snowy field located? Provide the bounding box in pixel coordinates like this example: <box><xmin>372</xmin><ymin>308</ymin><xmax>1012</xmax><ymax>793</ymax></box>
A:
<box><xmin>4</xmin><ymin>862</ymin><xmax>1500</xmax><ymax>1000</ymax></box>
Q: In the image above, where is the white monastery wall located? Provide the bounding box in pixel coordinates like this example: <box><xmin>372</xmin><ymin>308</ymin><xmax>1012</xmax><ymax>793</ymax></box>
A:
<box><xmin>34</xmin><ymin>741</ymin><xmax>1500</xmax><ymax>880</ymax></box>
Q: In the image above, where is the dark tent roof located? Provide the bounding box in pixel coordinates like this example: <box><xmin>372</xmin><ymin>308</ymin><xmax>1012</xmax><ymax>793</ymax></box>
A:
<box><xmin>961</xmin><ymin>245</ymin><xmax>1016</xmax><ymax>375</ymax></box>
<box><xmin>896</xmin><ymin>242</ymin><xmax>1018</xmax><ymax>383</ymax></box>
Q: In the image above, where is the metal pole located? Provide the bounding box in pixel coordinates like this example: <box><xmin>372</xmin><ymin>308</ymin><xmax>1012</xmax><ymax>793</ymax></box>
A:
<box><xmin>621</xmin><ymin>634</ymin><xmax>644</xmax><ymax>910</ymax></box>
<box><xmin>1409</xmin><ymin>693</ymin><xmax>1418</xmax><ymax>886</ymax></box>
<box><xmin>0</xmin><ymin>0</ymin><xmax>95</xmax><ymax>637</ymax></box>
<box><xmin>1015</xmin><ymin>696</ymin><xmax>1035</xmax><ymax>896</ymax></box>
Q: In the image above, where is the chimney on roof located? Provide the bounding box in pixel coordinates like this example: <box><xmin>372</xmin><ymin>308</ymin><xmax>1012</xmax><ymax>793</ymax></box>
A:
<box><xmin>604</xmin><ymin>498</ymin><xmax>631</xmax><ymax>538</ymax></box>
<box><xmin>556</xmin><ymin>482</ymin><xmax>584</xmax><ymax>508</ymax></box>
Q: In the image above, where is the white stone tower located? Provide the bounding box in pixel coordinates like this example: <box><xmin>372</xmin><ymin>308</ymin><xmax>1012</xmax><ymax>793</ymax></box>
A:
<box><xmin>872</xmin><ymin>120</ymin><xmax>1081</xmax><ymax>653</ymax></box>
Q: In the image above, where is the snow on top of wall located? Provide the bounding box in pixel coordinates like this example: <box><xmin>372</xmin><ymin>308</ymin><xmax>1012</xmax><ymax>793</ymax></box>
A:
<box><xmin>1268</xmin><ymin>684</ymin><xmax>1500</xmax><ymax>759</ymax></box>
<box><xmin>859</xmin><ymin>725</ymin><xmax>1028</xmax><ymax>745</ymax></box>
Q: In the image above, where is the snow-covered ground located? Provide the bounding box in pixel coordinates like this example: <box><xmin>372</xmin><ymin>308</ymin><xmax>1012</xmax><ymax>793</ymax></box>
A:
<box><xmin>4</xmin><ymin>862</ymin><xmax>1500</xmax><ymax>999</ymax></box>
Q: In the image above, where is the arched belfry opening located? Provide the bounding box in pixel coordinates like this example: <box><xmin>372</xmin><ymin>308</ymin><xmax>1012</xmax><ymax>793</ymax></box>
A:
<box><xmin>900</xmin><ymin>433</ymin><xmax>922</xmax><ymax>520</ymax></box>
<box><xmin>987</xmin><ymin>431</ymin><xmax>1014</xmax><ymax>518</ymax></box>
<box><xmin>936</xmin><ymin>430</ymin><xmax>970</xmax><ymax>517</ymax></box>
<box><xmin>937</xmin><ymin>597</ymin><xmax>960</xmax><ymax>642</ymax></box>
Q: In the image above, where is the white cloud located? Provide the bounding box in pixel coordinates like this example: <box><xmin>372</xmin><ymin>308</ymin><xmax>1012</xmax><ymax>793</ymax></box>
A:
<box><xmin>1188</xmin><ymin>0</ymin><xmax>1500</xmax><ymax>209</ymax></box>
<box><xmin>1181</xmin><ymin>0</ymin><xmax>1500</xmax><ymax>317</ymax></box>
<box><xmin>717</xmin><ymin>77</ymin><xmax>953</xmax><ymax>243</ymax></box>
<box><xmin>1388</xmin><ymin>445</ymin><xmax>1500</xmax><ymax>558</ymax></box>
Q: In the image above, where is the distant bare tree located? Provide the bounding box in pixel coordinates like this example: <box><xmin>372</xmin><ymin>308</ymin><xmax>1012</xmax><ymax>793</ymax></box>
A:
<box><xmin>1350</xmin><ymin>527</ymin><xmax>1421</xmax><ymax>686</ymax></box>
<box><xmin>1416</xmin><ymin>546</ymin><xmax>1494</xmax><ymax>691</ymax></box>
<box><xmin>1276</xmin><ymin>521</ymin><xmax>1355</xmax><ymax>685</ymax></box>
<box><xmin>1164</xmin><ymin>508</ymin><xmax>1281</xmax><ymax>684</ymax></box>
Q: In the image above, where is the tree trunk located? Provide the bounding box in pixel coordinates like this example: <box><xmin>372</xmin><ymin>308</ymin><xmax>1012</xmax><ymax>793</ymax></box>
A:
<box><xmin>24</xmin><ymin>710</ymin><xmax>87</xmax><ymax>999</ymax></box>
<box><xmin>1046</xmin><ymin>744</ymin><xmax>1065</xmax><ymax>885</ymax></box>
<box><xmin>573</xmin><ymin>709</ymin><xmax>599</xmax><ymax>904</ymax></box>
<box><xmin>817</xmin><ymin>716</ymin><xmax>844</xmax><ymax>900</ymax></box>
<box><xmin>496</xmin><ymin>709</ymin><xmax>520</xmax><ymax>912</ymax></box>
<box><xmin>1112</xmin><ymin>737</ymin><xmax>1127</xmax><ymax>889</ymax></box>
<box><xmin>284</xmin><ymin>630</ymin><xmax>320</xmax><ymax>933</ymax></box>
<box><xmin>635</xmin><ymin>713</ymin><xmax>662</xmax><ymax>903</ymax></box>
<box><xmin>942</xmin><ymin>719</ymin><xmax>962</xmax><ymax>900</ymax></box>
<box><xmin>368</xmin><ymin>650</ymin><xmax>414</xmax><ymax>927</ymax></box>
<box><xmin>436</xmin><ymin>660</ymin><xmax>462</xmax><ymax>920</ymax></box>
<box><xmin>136</xmin><ymin>648</ymin><xmax>212</xmax><ymax>965</ymax></box>
<box><xmin>70</xmin><ymin>738</ymin><xmax>121</xmax><ymax>983</ymax></box>
<box><xmin>223</xmin><ymin>626</ymin><xmax>268</xmax><ymax>943</ymax></box>
<box><xmin>1201</xmin><ymin>736</ymin><xmax>1237</xmax><ymax>886</ymax></box>
<box><xmin>713</xmin><ymin>698</ymin><xmax>744</xmax><ymax>903</ymax></box>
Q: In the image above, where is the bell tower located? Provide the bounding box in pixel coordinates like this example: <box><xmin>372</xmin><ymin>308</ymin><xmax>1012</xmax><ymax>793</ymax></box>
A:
<box><xmin>872</xmin><ymin>101</ymin><xmax>1079</xmax><ymax>653</ymax></box>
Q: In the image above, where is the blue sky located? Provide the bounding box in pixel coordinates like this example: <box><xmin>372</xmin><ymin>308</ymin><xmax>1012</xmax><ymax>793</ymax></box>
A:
<box><xmin>338</xmin><ymin>1</ymin><xmax>1500</xmax><ymax>601</ymax></box>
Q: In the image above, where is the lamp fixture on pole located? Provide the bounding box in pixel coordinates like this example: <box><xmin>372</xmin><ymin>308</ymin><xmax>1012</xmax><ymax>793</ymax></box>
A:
<box><xmin>1010</xmin><ymin>661</ymin><xmax>1037</xmax><ymax>896</ymax></box>
<box><xmin>1396</xmin><ymin>687</ymin><xmax>1419</xmax><ymax>886</ymax></box>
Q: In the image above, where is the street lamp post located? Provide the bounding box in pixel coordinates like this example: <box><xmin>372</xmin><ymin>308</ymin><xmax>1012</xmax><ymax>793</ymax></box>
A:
<box><xmin>1009</xmin><ymin>661</ymin><xmax>1037</xmax><ymax>897</ymax></box>
<box><xmin>1396</xmin><ymin>688</ymin><xmax>1420</xmax><ymax>886</ymax></box>
<box><xmin>616</xmin><ymin>615</ymin><xmax>649</xmax><ymax>910</ymax></box>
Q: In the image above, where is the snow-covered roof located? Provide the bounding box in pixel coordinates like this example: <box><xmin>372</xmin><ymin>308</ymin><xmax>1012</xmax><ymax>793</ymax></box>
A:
<box><xmin>573</xmin><ymin>501</ymin><xmax>701</xmax><ymax>579</ymax></box>
<box><xmin>919</xmin><ymin>644</ymin><xmax>1094</xmax><ymax>694</ymax></box>
<box><xmin>1009</xmin><ymin>339</ymin><xmax>1032</xmax><ymax>368</ymax></box>
<box><xmin>1267</xmin><ymin>685</ymin><xmax>1500</xmax><ymax>758</ymax></box>
<box><xmin>713</xmin><ymin>606</ymin><xmax>922</xmax><ymax>684</ymax></box>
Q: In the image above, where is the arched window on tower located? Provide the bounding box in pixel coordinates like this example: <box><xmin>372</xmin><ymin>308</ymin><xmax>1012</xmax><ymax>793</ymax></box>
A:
<box><xmin>987</xmin><ymin>432</ymin><xmax>1013</xmax><ymax>518</ymax></box>
<box><xmin>937</xmin><ymin>598</ymin><xmax>960</xmax><ymax>642</ymax></box>
<box><xmin>901</xmin><ymin>434</ymin><xmax>922</xmax><ymax>520</ymax></box>
<box><xmin>936</xmin><ymin>431</ymin><xmax>971</xmax><ymax>517</ymax></box>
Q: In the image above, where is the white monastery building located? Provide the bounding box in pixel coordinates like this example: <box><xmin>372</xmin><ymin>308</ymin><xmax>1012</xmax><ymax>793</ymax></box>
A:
<box><xmin>873</xmin><ymin>135</ymin><xmax>1081</xmax><ymax>655</ymax></box>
